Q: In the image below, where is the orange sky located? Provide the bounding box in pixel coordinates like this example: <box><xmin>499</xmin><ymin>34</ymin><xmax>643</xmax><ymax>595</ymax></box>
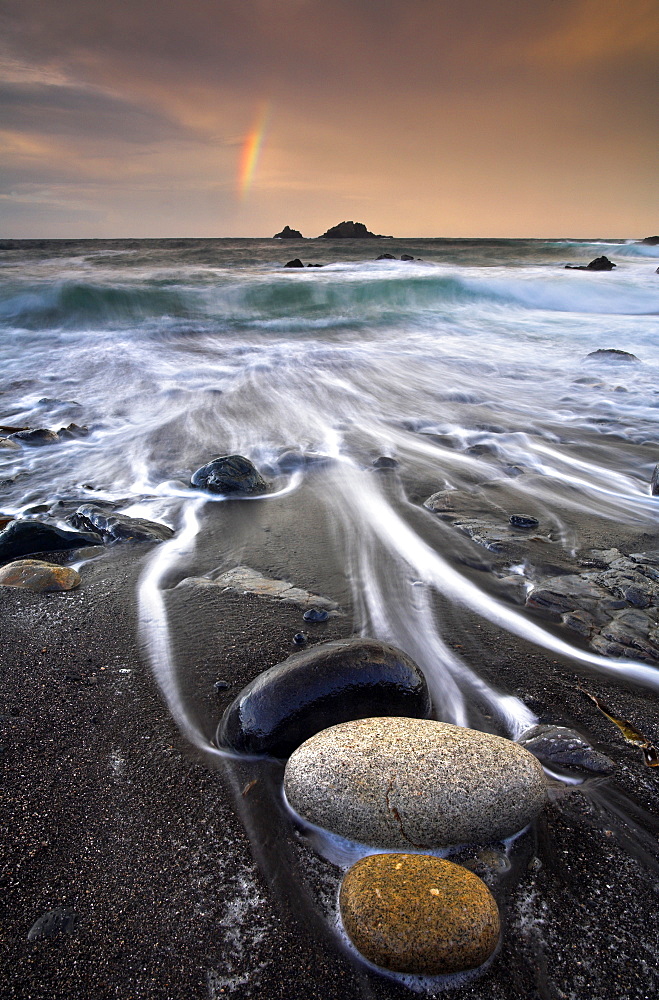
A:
<box><xmin>1</xmin><ymin>0</ymin><xmax>657</xmax><ymax>237</ymax></box>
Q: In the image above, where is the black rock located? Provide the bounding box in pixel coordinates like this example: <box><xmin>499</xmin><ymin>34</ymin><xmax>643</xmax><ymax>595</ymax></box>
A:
<box><xmin>56</xmin><ymin>423</ymin><xmax>89</xmax><ymax>440</ymax></box>
<box><xmin>640</xmin><ymin>236</ymin><xmax>659</xmax><ymax>245</ymax></box>
<box><xmin>292</xmin><ymin>632</ymin><xmax>308</xmax><ymax>646</ymax></box>
<box><xmin>372</xmin><ymin>456</ymin><xmax>398</xmax><ymax>469</ymax></box>
<box><xmin>0</xmin><ymin>519</ymin><xmax>103</xmax><ymax>561</ymax></box>
<box><xmin>28</xmin><ymin>908</ymin><xmax>77</xmax><ymax>942</ymax></box>
<box><xmin>400</xmin><ymin>254</ymin><xmax>415</xmax><ymax>261</ymax></box>
<box><xmin>376</xmin><ymin>253</ymin><xmax>397</xmax><ymax>260</ymax></box>
<box><xmin>216</xmin><ymin>637</ymin><xmax>432</xmax><ymax>757</ymax></box>
<box><xmin>565</xmin><ymin>256</ymin><xmax>616</xmax><ymax>271</ymax></box>
<box><xmin>302</xmin><ymin>608</ymin><xmax>329</xmax><ymax>622</ymax></box>
<box><xmin>8</xmin><ymin>428</ymin><xmax>59</xmax><ymax>446</ymax></box>
<box><xmin>319</xmin><ymin>221</ymin><xmax>392</xmax><ymax>239</ymax></box>
<box><xmin>274</xmin><ymin>226</ymin><xmax>303</xmax><ymax>239</ymax></box>
<box><xmin>214</xmin><ymin>680</ymin><xmax>230</xmax><ymax>692</ymax></box>
<box><xmin>305</xmin><ymin>263</ymin><xmax>323</xmax><ymax>267</ymax></box>
<box><xmin>510</xmin><ymin>514</ymin><xmax>539</xmax><ymax>529</ymax></box>
<box><xmin>650</xmin><ymin>463</ymin><xmax>658</xmax><ymax>496</ymax></box>
<box><xmin>517</xmin><ymin>724</ymin><xmax>615</xmax><ymax>775</ymax></box>
<box><xmin>68</xmin><ymin>504</ymin><xmax>174</xmax><ymax>543</ymax></box>
<box><xmin>284</xmin><ymin>258</ymin><xmax>304</xmax><ymax>268</ymax></box>
<box><xmin>585</xmin><ymin>349</ymin><xmax>640</xmax><ymax>363</ymax></box>
<box><xmin>190</xmin><ymin>455</ymin><xmax>268</xmax><ymax>495</ymax></box>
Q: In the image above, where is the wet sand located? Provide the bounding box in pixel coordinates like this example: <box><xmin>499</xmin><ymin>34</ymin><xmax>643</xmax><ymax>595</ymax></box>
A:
<box><xmin>2</xmin><ymin>498</ymin><xmax>659</xmax><ymax>1000</ymax></box>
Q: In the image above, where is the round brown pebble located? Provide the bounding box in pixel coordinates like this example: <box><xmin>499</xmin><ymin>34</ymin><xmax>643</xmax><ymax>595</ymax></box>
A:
<box><xmin>0</xmin><ymin>558</ymin><xmax>81</xmax><ymax>592</ymax></box>
<box><xmin>339</xmin><ymin>854</ymin><xmax>500</xmax><ymax>975</ymax></box>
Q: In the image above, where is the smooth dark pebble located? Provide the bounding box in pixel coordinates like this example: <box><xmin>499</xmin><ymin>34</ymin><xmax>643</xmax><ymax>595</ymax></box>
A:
<box><xmin>214</xmin><ymin>680</ymin><xmax>230</xmax><ymax>691</ymax></box>
<box><xmin>510</xmin><ymin>514</ymin><xmax>539</xmax><ymax>528</ymax></box>
<box><xmin>28</xmin><ymin>908</ymin><xmax>77</xmax><ymax>941</ymax></box>
<box><xmin>303</xmin><ymin>608</ymin><xmax>330</xmax><ymax>622</ymax></box>
<box><xmin>292</xmin><ymin>632</ymin><xmax>308</xmax><ymax>646</ymax></box>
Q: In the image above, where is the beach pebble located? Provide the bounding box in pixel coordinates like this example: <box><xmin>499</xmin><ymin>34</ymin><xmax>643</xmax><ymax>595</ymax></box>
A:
<box><xmin>27</xmin><ymin>908</ymin><xmax>77</xmax><ymax>942</ymax></box>
<box><xmin>517</xmin><ymin>724</ymin><xmax>615</xmax><ymax>775</ymax></box>
<box><xmin>372</xmin><ymin>456</ymin><xmax>398</xmax><ymax>468</ymax></box>
<box><xmin>0</xmin><ymin>519</ymin><xmax>103</xmax><ymax>561</ymax></box>
<box><xmin>0</xmin><ymin>558</ymin><xmax>81</xmax><ymax>592</ymax></box>
<box><xmin>68</xmin><ymin>504</ymin><xmax>174</xmax><ymax>543</ymax></box>
<box><xmin>8</xmin><ymin>428</ymin><xmax>59</xmax><ymax>446</ymax></box>
<box><xmin>509</xmin><ymin>514</ymin><xmax>539</xmax><ymax>529</ymax></box>
<box><xmin>0</xmin><ymin>437</ymin><xmax>21</xmax><ymax>450</ymax></box>
<box><xmin>302</xmin><ymin>607</ymin><xmax>329</xmax><ymax>622</ymax></box>
<box><xmin>190</xmin><ymin>454</ymin><xmax>268</xmax><ymax>494</ymax></box>
<box><xmin>284</xmin><ymin>717</ymin><xmax>547</xmax><ymax>848</ymax></box>
<box><xmin>339</xmin><ymin>854</ymin><xmax>499</xmax><ymax>974</ymax></box>
<box><xmin>217</xmin><ymin>638</ymin><xmax>431</xmax><ymax>758</ymax></box>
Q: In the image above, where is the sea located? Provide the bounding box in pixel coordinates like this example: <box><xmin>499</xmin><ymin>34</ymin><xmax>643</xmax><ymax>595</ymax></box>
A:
<box><xmin>1</xmin><ymin>236</ymin><xmax>659</xmax><ymax>738</ymax></box>
<box><xmin>3</xmin><ymin>235</ymin><xmax>659</xmax><ymax>989</ymax></box>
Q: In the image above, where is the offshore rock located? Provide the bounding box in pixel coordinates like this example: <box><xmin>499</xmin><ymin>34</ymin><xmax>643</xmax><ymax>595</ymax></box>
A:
<box><xmin>217</xmin><ymin>638</ymin><xmax>431</xmax><ymax>758</ymax></box>
<box><xmin>8</xmin><ymin>428</ymin><xmax>59</xmax><ymax>446</ymax></box>
<box><xmin>0</xmin><ymin>558</ymin><xmax>81</xmax><ymax>592</ymax></box>
<box><xmin>284</xmin><ymin>717</ymin><xmax>547</xmax><ymax>848</ymax></box>
<box><xmin>0</xmin><ymin>519</ymin><xmax>102</xmax><ymax>562</ymax></box>
<box><xmin>190</xmin><ymin>454</ymin><xmax>268</xmax><ymax>495</ymax></box>
<box><xmin>339</xmin><ymin>854</ymin><xmax>499</xmax><ymax>975</ymax></box>
<box><xmin>283</xmin><ymin>258</ymin><xmax>304</xmax><ymax>268</ymax></box>
<box><xmin>274</xmin><ymin>226</ymin><xmax>303</xmax><ymax>239</ymax></box>
<box><xmin>565</xmin><ymin>256</ymin><xmax>616</xmax><ymax>271</ymax></box>
<box><xmin>68</xmin><ymin>504</ymin><xmax>174</xmax><ymax>543</ymax></box>
<box><xmin>320</xmin><ymin>221</ymin><xmax>391</xmax><ymax>239</ymax></box>
<box><xmin>585</xmin><ymin>349</ymin><xmax>640</xmax><ymax>362</ymax></box>
<box><xmin>517</xmin><ymin>724</ymin><xmax>615</xmax><ymax>775</ymax></box>
<box><xmin>640</xmin><ymin>236</ymin><xmax>659</xmax><ymax>245</ymax></box>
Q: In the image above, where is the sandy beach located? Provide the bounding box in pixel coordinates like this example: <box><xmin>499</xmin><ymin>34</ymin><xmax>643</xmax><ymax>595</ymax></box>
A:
<box><xmin>2</xmin><ymin>479</ymin><xmax>659</xmax><ymax>1000</ymax></box>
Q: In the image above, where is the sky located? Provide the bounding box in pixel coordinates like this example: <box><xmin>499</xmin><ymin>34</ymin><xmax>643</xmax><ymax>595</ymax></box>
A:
<box><xmin>0</xmin><ymin>0</ymin><xmax>657</xmax><ymax>238</ymax></box>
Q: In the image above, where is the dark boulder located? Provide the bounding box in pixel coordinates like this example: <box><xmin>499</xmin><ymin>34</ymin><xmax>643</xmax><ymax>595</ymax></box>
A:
<box><xmin>640</xmin><ymin>236</ymin><xmax>659</xmax><ymax>245</ymax></box>
<box><xmin>565</xmin><ymin>256</ymin><xmax>616</xmax><ymax>271</ymax></box>
<box><xmin>376</xmin><ymin>253</ymin><xmax>397</xmax><ymax>260</ymax></box>
<box><xmin>585</xmin><ymin>349</ymin><xmax>640</xmax><ymax>363</ymax></box>
<box><xmin>517</xmin><ymin>724</ymin><xmax>615</xmax><ymax>775</ymax></box>
<box><xmin>68</xmin><ymin>504</ymin><xmax>174</xmax><ymax>542</ymax></box>
<box><xmin>0</xmin><ymin>519</ymin><xmax>103</xmax><ymax>561</ymax></box>
<box><xmin>274</xmin><ymin>226</ymin><xmax>303</xmax><ymax>239</ymax></box>
<box><xmin>651</xmin><ymin>463</ymin><xmax>659</xmax><ymax>497</ymax></box>
<box><xmin>8</xmin><ymin>428</ymin><xmax>59</xmax><ymax>446</ymax></box>
<box><xmin>190</xmin><ymin>454</ymin><xmax>268</xmax><ymax>495</ymax></box>
<box><xmin>284</xmin><ymin>258</ymin><xmax>304</xmax><ymax>268</ymax></box>
<box><xmin>216</xmin><ymin>637</ymin><xmax>432</xmax><ymax>757</ymax></box>
<box><xmin>320</xmin><ymin>221</ymin><xmax>392</xmax><ymax>239</ymax></box>
<box><xmin>400</xmin><ymin>254</ymin><xmax>415</xmax><ymax>261</ymax></box>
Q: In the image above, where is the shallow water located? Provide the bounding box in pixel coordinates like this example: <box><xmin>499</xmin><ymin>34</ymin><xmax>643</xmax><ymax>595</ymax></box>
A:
<box><xmin>3</xmin><ymin>236</ymin><xmax>659</xmax><ymax>989</ymax></box>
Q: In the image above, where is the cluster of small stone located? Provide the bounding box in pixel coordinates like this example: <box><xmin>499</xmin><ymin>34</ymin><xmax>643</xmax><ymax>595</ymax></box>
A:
<box><xmin>217</xmin><ymin>638</ymin><xmax>549</xmax><ymax>977</ymax></box>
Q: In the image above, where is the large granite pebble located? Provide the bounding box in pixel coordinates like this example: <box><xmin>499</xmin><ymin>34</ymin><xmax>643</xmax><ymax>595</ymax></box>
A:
<box><xmin>190</xmin><ymin>454</ymin><xmax>268</xmax><ymax>494</ymax></box>
<box><xmin>0</xmin><ymin>519</ymin><xmax>102</xmax><ymax>561</ymax></box>
<box><xmin>284</xmin><ymin>717</ymin><xmax>547</xmax><ymax>848</ymax></box>
<box><xmin>0</xmin><ymin>558</ymin><xmax>81</xmax><ymax>592</ymax></box>
<box><xmin>68</xmin><ymin>504</ymin><xmax>174</xmax><ymax>543</ymax></box>
<box><xmin>217</xmin><ymin>639</ymin><xmax>431</xmax><ymax>758</ymax></box>
<box><xmin>340</xmin><ymin>854</ymin><xmax>499</xmax><ymax>974</ymax></box>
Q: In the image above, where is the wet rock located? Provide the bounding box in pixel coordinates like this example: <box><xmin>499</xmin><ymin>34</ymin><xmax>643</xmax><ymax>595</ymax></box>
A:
<box><xmin>640</xmin><ymin>236</ymin><xmax>659</xmax><ymax>245</ymax></box>
<box><xmin>565</xmin><ymin>256</ymin><xmax>616</xmax><ymax>271</ymax></box>
<box><xmin>339</xmin><ymin>854</ymin><xmax>499</xmax><ymax>975</ymax></box>
<box><xmin>276</xmin><ymin>449</ymin><xmax>329</xmax><ymax>473</ymax></box>
<box><xmin>376</xmin><ymin>253</ymin><xmax>397</xmax><ymax>260</ymax></box>
<box><xmin>284</xmin><ymin>717</ymin><xmax>547</xmax><ymax>848</ymax></box>
<box><xmin>372</xmin><ymin>456</ymin><xmax>398</xmax><ymax>469</ymax></box>
<box><xmin>400</xmin><ymin>254</ymin><xmax>415</xmax><ymax>261</ymax></box>
<box><xmin>303</xmin><ymin>607</ymin><xmax>329</xmax><ymax>622</ymax></box>
<box><xmin>292</xmin><ymin>632</ymin><xmax>307</xmax><ymax>646</ymax></box>
<box><xmin>0</xmin><ymin>558</ymin><xmax>81</xmax><ymax>592</ymax></box>
<box><xmin>190</xmin><ymin>454</ymin><xmax>268</xmax><ymax>495</ymax></box>
<box><xmin>517</xmin><ymin>724</ymin><xmax>615</xmax><ymax>775</ymax></box>
<box><xmin>0</xmin><ymin>519</ymin><xmax>102</xmax><ymax>561</ymax></box>
<box><xmin>8</xmin><ymin>428</ymin><xmax>59</xmax><ymax>446</ymax></box>
<box><xmin>217</xmin><ymin>639</ymin><xmax>431</xmax><ymax>758</ymax></box>
<box><xmin>319</xmin><ymin>221</ymin><xmax>391</xmax><ymax>239</ymax></box>
<box><xmin>56</xmin><ymin>422</ymin><xmax>88</xmax><ymax>440</ymax></box>
<box><xmin>0</xmin><ymin>437</ymin><xmax>20</xmax><ymax>451</ymax></box>
<box><xmin>283</xmin><ymin>258</ymin><xmax>304</xmax><ymax>268</ymax></box>
<box><xmin>273</xmin><ymin>226</ymin><xmax>303</xmax><ymax>239</ymax></box>
<box><xmin>584</xmin><ymin>349</ymin><xmax>640</xmax><ymax>362</ymax></box>
<box><xmin>561</xmin><ymin>608</ymin><xmax>596</xmax><ymax>637</ymax></box>
<box><xmin>651</xmin><ymin>463</ymin><xmax>659</xmax><ymax>496</ymax></box>
<box><xmin>27</xmin><ymin>908</ymin><xmax>77</xmax><ymax>942</ymax></box>
<box><xmin>510</xmin><ymin>514</ymin><xmax>539</xmax><ymax>529</ymax></box>
<box><xmin>68</xmin><ymin>504</ymin><xmax>174</xmax><ymax>543</ymax></box>
<box><xmin>180</xmin><ymin>565</ymin><xmax>338</xmax><ymax>611</ymax></box>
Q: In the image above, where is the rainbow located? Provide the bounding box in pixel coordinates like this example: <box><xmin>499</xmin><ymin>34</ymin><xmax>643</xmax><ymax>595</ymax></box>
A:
<box><xmin>238</xmin><ymin>103</ymin><xmax>269</xmax><ymax>199</ymax></box>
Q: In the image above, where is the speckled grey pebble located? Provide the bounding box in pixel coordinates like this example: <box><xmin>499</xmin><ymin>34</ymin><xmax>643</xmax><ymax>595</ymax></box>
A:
<box><xmin>517</xmin><ymin>724</ymin><xmax>615</xmax><ymax>774</ymax></box>
<box><xmin>284</xmin><ymin>717</ymin><xmax>547</xmax><ymax>849</ymax></box>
